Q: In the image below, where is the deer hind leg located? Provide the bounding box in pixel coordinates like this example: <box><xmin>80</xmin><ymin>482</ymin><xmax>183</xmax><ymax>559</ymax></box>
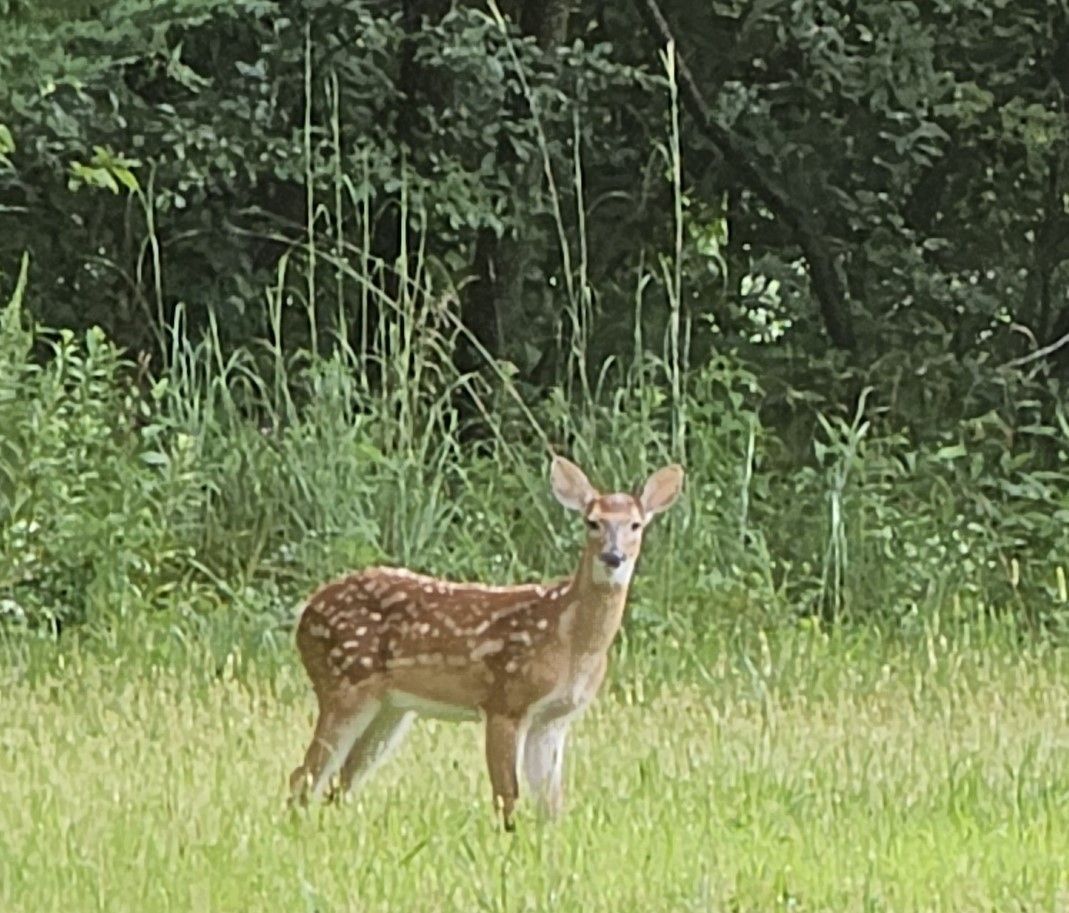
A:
<box><xmin>289</xmin><ymin>691</ymin><xmax>382</xmax><ymax>805</ymax></box>
<box><xmin>336</xmin><ymin>707</ymin><xmax>415</xmax><ymax>795</ymax></box>
<box><xmin>522</xmin><ymin>717</ymin><xmax>570</xmax><ymax>818</ymax></box>
<box><xmin>484</xmin><ymin>713</ymin><xmax>526</xmax><ymax>832</ymax></box>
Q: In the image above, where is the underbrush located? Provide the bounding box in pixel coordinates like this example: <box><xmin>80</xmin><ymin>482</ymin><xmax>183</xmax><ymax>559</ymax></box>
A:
<box><xmin>2</xmin><ymin>254</ymin><xmax>1069</xmax><ymax>642</ymax></box>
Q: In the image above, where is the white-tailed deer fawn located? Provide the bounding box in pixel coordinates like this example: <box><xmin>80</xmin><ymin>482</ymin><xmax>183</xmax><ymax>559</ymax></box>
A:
<box><xmin>289</xmin><ymin>455</ymin><xmax>684</xmax><ymax>829</ymax></box>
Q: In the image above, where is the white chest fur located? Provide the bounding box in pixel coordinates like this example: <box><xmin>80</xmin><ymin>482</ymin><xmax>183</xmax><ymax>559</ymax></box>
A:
<box><xmin>527</xmin><ymin>656</ymin><xmax>604</xmax><ymax>727</ymax></box>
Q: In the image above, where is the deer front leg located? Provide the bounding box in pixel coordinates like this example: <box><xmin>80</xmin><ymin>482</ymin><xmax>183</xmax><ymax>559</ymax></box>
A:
<box><xmin>484</xmin><ymin>713</ymin><xmax>524</xmax><ymax>832</ymax></box>
<box><xmin>523</xmin><ymin>717</ymin><xmax>569</xmax><ymax>818</ymax></box>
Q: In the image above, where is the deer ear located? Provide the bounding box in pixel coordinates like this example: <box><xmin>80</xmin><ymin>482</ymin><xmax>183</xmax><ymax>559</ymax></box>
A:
<box><xmin>550</xmin><ymin>456</ymin><xmax>598</xmax><ymax>512</ymax></box>
<box><xmin>640</xmin><ymin>464</ymin><xmax>684</xmax><ymax>517</ymax></box>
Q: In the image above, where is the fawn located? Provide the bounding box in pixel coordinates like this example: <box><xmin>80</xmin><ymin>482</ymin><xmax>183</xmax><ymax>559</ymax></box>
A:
<box><xmin>288</xmin><ymin>455</ymin><xmax>684</xmax><ymax>829</ymax></box>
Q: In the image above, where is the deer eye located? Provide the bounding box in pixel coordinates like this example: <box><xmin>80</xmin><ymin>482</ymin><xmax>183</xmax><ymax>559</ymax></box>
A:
<box><xmin>631</xmin><ymin>522</ymin><xmax>642</xmax><ymax>531</ymax></box>
<box><xmin>586</xmin><ymin>519</ymin><xmax>599</xmax><ymax>531</ymax></box>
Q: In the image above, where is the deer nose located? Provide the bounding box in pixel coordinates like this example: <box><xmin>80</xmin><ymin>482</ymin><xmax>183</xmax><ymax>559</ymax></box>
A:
<box><xmin>600</xmin><ymin>550</ymin><xmax>625</xmax><ymax>569</ymax></box>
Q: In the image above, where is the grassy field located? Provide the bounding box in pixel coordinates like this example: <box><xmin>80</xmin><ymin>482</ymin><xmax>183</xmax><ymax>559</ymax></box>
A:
<box><xmin>2</xmin><ymin>622</ymin><xmax>1067</xmax><ymax>913</ymax></box>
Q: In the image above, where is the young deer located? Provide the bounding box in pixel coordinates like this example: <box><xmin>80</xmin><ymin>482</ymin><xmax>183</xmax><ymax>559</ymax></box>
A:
<box><xmin>288</xmin><ymin>455</ymin><xmax>684</xmax><ymax>829</ymax></box>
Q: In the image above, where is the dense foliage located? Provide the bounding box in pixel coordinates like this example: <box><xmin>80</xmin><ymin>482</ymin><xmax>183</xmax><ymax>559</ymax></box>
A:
<box><xmin>1</xmin><ymin>0</ymin><xmax>1067</xmax><ymax>636</ymax></box>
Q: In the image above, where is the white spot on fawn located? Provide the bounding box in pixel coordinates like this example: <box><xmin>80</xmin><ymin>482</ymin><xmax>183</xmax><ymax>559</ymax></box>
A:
<box><xmin>470</xmin><ymin>639</ymin><xmax>504</xmax><ymax>661</ymax></box>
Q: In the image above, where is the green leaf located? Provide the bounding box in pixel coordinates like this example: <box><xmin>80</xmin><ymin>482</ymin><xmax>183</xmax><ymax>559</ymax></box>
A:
<box><xmin>934</xmin><ymin>444</ymin><xmax>967</xmax><ymax>461</ymax></box>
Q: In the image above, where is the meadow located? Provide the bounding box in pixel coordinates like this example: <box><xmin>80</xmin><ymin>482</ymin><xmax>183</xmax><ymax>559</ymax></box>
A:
<box><xmin>2</xmin><ymin>250</ymin><xmax>1069</xmax><ymax>911</ymax></box>
<box><xmin>2</xmin><ymin>616</ymin><xmax>1067</xmax><ymax>913</ymax></box>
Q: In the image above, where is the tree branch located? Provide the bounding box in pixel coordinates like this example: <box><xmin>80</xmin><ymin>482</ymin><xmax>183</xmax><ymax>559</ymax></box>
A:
<box><xmin>631</xmin><ymin>0</ymin><xmax>857</xmax><ymax>350</ymax></box>
<box><xmin>1002</xmin><ymin>328</ymin><xmax>1069</xmax><ymax>369</ymax></box>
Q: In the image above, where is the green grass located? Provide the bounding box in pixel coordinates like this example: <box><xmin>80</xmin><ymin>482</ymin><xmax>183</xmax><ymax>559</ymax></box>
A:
<box><xmin>2</xmin><ymin>622</ymin><xmax>1067</xmax><ymax>912</ymax></box>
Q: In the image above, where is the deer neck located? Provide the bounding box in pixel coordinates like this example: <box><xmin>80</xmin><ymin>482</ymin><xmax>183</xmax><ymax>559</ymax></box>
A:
<box><xmin>560</xmin><ymin>545</ymin><xmax>632</xmax><ymax>655</ymax></box>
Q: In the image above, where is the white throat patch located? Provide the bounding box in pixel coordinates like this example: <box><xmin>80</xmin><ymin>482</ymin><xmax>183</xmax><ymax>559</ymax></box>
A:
<box><xmin>591</xmin><ymin>559</ymin><xmax>634</xmax><ymax>588</ymax></box>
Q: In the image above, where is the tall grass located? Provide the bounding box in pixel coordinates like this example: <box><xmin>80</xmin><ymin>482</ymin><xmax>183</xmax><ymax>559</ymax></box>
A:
<box><xmin>1</xmin><ymin>621</ymin><xmax>1066</xmax><ymax>913</ymax></box>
